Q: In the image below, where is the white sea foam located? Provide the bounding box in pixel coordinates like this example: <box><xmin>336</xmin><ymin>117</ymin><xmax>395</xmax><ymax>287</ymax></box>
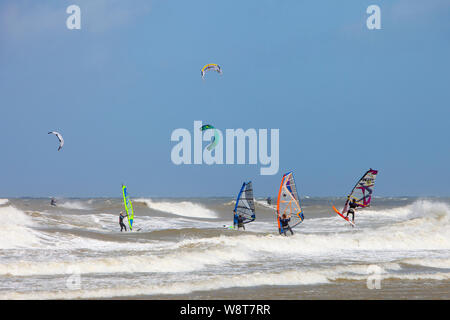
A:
<box><xmin>254</xmin><ymin>200</ymin><xmax>276</xmax><ymax>209</ymax></box>
<box><xmin>400</xmin><ymin>258</ymin><xmax>450</xmax><ymax>269</ymax></box>
<box><xmin>58</xmin><ymin>201</ymin><xmax>91</xmax><ymax>210</ymax></box>
<box><xmin>360</xmin><ymin>199</ymin><xmax>449</xmax><ymax>220</ymax></box>
<box><xmin>0</xmin><ymin>199</ymin><xmax>9</xmax><ymax>206</ymax></box>
<box><xmin>2</xmin><ymin>263</ymin><xmax>448</xmax><ymax>299</ymax></box>
<box><xmin>136</xmin><ymin>198</ymin><xmax>218</xmax><ymax>219</ymax></box>
<box><xmin>0</xmin><ymin>270</ymin><xmax>328</xmax><ymax>299</ymax></box>
<box><xmin>1</xmin><ymin>199</ymin><xmax>449</xmax><ymax>299</ymax></box>
<box><xmin>0</xmin><ymin>247</ymin><xmax>251</xmax><ymax>276</ymax></box>
<box><xmin>0</xmin><ymin>206</ymin><xmax>41</xmax><ymax>249</ymax></box>
<box><xmin>171</xmin><ymin>201</ymin><xmax>450</xmax><ymax>256</ymax></box>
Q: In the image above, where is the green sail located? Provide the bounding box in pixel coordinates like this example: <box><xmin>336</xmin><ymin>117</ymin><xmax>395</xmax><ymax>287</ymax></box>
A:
<box><xmin>122</xmin><ymin>185</ymin><xmax>134</xmax><ymax>230</ymax></box>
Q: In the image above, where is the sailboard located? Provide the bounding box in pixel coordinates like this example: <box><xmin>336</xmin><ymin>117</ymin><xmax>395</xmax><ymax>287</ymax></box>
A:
<box><xmin>232</xmin><ymin>181</ymin><xmax>256</xmax><ymax>228</ymax></box>
<box><xmin>332</xmin><ymin>205</ymin><xmax>355</xmax><ymax>227</ymax></box>
<box><xmin>276</xmin><ymin>172</ymin><xmax>304</xmax><ymax>234</ymax></box>
<box><xmin>332</xmin><ymin>168</ymin><xmax>378</xmax><ymax>226</ymax></box>
<box><xmin>122</xmin><ymin>184</ymin><xmax>134</xmax><ymax>231</ymax></box>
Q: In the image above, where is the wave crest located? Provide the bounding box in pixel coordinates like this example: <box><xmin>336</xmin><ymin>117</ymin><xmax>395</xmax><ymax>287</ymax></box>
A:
<box><xmin>136</xmin><ymin>199</ymin><xmax>218</xmax><ymax>219</ymax></box>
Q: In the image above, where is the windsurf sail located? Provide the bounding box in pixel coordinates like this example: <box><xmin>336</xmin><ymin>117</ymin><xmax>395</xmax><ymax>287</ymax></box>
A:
<box><xmin>276</xmin><ymin>172</ymin><xmax>304</xmax><ymax>233</ymax></box>
<box><xmin>233</xmin><ymin>181</ymin><xmax>256</xmax><ymax>227</ymax></box>
<box><xmin>122</xmin><ymin>184</ymin><xmax>134</xmax><ymax>230</ymax></box>
<box><xmin>341</xmin><ymin>168</ymin><xmax>378</xmax><ymax>214</ymax></box>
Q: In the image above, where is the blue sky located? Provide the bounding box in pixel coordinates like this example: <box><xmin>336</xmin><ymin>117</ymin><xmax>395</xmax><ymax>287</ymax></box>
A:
<box><xmin>0</xmin><ymin>0</ymin><xmax>449</xmax><ymax>197</ymax></box>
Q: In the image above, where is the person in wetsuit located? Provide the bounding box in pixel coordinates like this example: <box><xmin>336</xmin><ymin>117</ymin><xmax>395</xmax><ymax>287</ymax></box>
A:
<box><xmin>233</xmin><ymin>210</ymin><xmax>245</xmax><ymax>230</ymax></box>
<box><xmin>279</xmin><ymin>213</ymin><xmax>294</xmax><ymax>236</ymax></box>
<box><xmin>119</xmin><ymin>211</ymin><xmax>127</xmax><ymax>232</ymax></box>
<box><xmin>237</xmin><ymin>214</ymin><xmax>246</xmax><ymax>230</ymax></box>
<box><xmin>233</xmin><ymin>210</ymin><xmax>246</xmax><ymax>230</ymax></box>
<box><xmin>346</xmin><ymin>198</ymin><xmax>359</xmax><ymax>222</ymax></box>
<box><xmin>50</xmin><ymin>198</ymin><xmax>57</xmax><ymax>206</ymax></box>
<box><xmin>267</xmin><ymin>197</ymin><xmax>272</xmax><ymax>205</ymax></box>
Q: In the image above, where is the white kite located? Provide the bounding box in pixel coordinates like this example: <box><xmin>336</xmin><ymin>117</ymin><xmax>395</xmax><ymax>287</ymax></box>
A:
<box><xmin>201</xmin><ymin>63</ymin><xmax>222</xmax><ymax>80</ymax></box>
<box><xmin>48</xmin><ymin>131</ymin><xmax>64</xmax><ymax>151</ymax></box>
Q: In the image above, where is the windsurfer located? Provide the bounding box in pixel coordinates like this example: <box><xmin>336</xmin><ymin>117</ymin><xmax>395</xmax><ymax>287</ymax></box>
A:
<box><xmin>237</xmin><ymin>214</ymin><xmax>245</xmax><ymax>230</ymax></box>
<box><xmin>280</xmin><ymin>213</ymin><xmax>294</xmax><ymax>236</ymax></box>
<box><xmin>233</xmin><ymin>210</ymin><xmax>246</xmax><ymax>230</ymax></box>
<box><xmin>346</xmin><ymin>198</ymin><xmax>358</xmax><ymax>222</ymax></box>
<box><xmin>119</xmin><ymin>211</ymin><xmax>127</xmax><ymax>232</ymax></box>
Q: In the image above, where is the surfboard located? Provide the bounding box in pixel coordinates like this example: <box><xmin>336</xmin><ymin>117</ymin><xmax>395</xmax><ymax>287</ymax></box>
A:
<box><xmin>118</xmin><ymin>228</ymin><xmax>141</xmax><ymax>233</ymax></box>
<box><xmin>222</xmin><ymin>225</ymin><xmax>237</xmax><ymax>230</ymax></box>
<box><xmin>332</xmin><ymin>205</ymin><xmax>355</xmax><ymax>227</ymax></box>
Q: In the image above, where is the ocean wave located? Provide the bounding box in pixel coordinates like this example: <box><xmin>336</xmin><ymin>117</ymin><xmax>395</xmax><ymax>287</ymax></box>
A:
<box><xmin>3</xmin><ymin>263</ymin><xmax>448</xmax><ymax>299</ymax></box>
<box><xmin>0</xmin><ymin>206</ymin><xmax>41</xmax><ymax>249</ymax></box>
<box><xmin>254</xmin><ymin>200</ymin><xmax>276</xmax><ymax>209</ymax></box>
<box><xmin>0</xmin><ymin>199</ymin><xmax>9</xmax><ymax>206</ymax></box>
<box><xmin>169</xmin><ymin>200</ymin><xmax>450</xmax><ymax>255</ymax></box>
<box><xmin>135</xmin><ymin>199</ymin><xmax>218</xmax><ymax>219</ymax></box>
<box><xmin>58</xmin><ymin>201</ymin><xmax>91</xmax><ymax>210</ymax></box>
<box><xmin>0</xmin><ymin>270</ymin><xmax>328</xmax><ymax>299</ymax></box>
<box><xmin>400</xmin><ymin>258</ymin><xmax>450</xmax><ymax>269</ymax></box>
<box><xmin>360</xmin><ymin>199</ymin><xmax>449</xmax><ymax>220</ymax></box>
<box><xmin>0</xmin><ymin>246</ymin><xmax>251</xmax><ymax>277</ymax></box>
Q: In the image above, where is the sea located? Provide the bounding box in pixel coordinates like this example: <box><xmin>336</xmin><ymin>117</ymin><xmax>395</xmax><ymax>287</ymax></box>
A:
<box><xmin>0</xmin><ymin>197</ymin><xmax>449</xmax><ymax>299</ymax></box>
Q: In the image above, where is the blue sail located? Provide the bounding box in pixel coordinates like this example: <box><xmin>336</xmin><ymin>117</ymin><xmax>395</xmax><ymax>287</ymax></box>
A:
<box><xmin>233</xmin><ymin>181</ymin><xmax>256</xmax><ymax>226</ymax></box>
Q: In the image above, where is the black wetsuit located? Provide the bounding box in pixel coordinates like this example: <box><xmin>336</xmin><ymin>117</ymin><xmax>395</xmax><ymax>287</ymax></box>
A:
<box><xmin>119</xmin><ymin>214</ymin><xmax>127</xmax><ymax>232</ymax></box>
<box><xmin>280</xmin><ymin>217</ymin><xmax>293</xmax><ymax>236</ymax></box>
<box><xmin>347</xmin><ymin>201</ymin><xmax>358</xmax><ymax>221</ymax></box>
<box><xmin>237</xmin><ymin>215</ymin><xmax>245</xmax><ymax>230</ymax></box>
